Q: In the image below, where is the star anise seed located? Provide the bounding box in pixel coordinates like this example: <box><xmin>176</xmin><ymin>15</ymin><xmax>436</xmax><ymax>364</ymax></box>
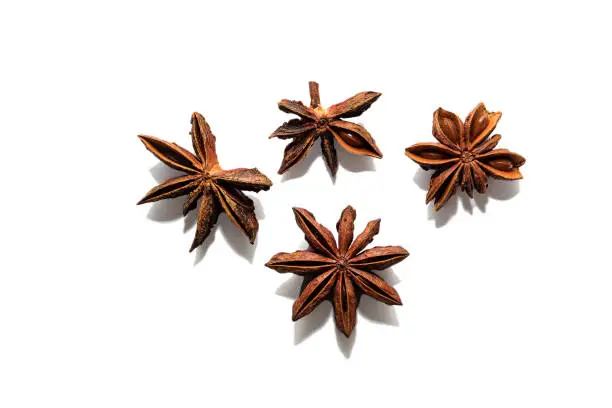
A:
<box><xmin>270</xmin><ymin>81</ymin><xmax>383</xmax><ymax>177</ymax></box>
<box><xmin>266</xmin><ymin>206</ymin><xmax>408</xmax><ymax>337</ymax></box>
<box><xmin>138</xmin><ymin>112</ymin><xmax>272</xmax><ymax>252</ymax></box>
<box><xmin>405</xmin><ymin>103</ymin><xmax>526</xmax><ymax>211</ymax></box>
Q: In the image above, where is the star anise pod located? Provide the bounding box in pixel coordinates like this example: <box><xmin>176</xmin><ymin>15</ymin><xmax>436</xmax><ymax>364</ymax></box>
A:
<box><xmin>266</xmin><ymin>206</ymin><xmax>408</xmax><ymax>337</ymax></box>
<box><xmin>270</xmin><ymin>81</ymin><xmax>383</xmax><ymax>177</ymax></box>
<box><xmin>405</xmin><ymin>103</ymin><xmax>526</xmax><ymax>211</ymax></box>
<box><xmin>138</xmin><ymin>112</ymin><xmax>272</xmax><ymax>252</ymax></box>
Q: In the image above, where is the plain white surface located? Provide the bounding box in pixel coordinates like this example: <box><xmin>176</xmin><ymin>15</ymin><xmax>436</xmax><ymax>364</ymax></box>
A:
<box><xmin>1</xmin><ymin>1</ymin><xmax>611</xmax><ymax>407</ymax></box>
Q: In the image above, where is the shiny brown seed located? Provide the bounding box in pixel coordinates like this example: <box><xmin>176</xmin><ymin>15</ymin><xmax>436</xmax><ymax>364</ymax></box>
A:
<box><xmin>471</xmin><ymin>114</ymin><xmax>489</xmax><ymax>140</ymax></box>
<box><xmin>341</xmin><ymin>131</ymin><xmax>367</xmax><ymax>148</ymax></box>
<box><xmin>486</xmin><ymin>159</ymin><xmax>514</xmax><ymax>171</ymax></box>
<box><xmin>421</xmin><ymin>151</ymin><xmax>449</xmax><ymax>160</ymax></box>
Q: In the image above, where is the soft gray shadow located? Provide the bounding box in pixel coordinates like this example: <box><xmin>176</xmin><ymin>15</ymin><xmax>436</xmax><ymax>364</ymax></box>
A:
<box><xmin>358</xmin><ymin>297</ymin><xmax>399</xmax><ymax>326</ymax></box>
<box><xmin>193</xmin><ymin>233</ymin><xmax>216</xmax><ymax>265</ymax></box>
<box><xmin>193</xmin><ymin>216</ymin><xmax>256</xmax><ymax>266</ymax></box>
<box><xmin>337</xmin><ymin>146</ymin><xmax>376</xmax><ymax>173</ymax></box>
<box><xmin>183</xmin><ymin>208</ymin><xmax>197</xmax><ymax>232</ymax></box>
<box><xmin>276</xmin><ymin>276</ymin><xmax>334</xmax><ymax>346</ymax></box>
<box><xmin>427</xmin><ymin>195</ymin><xmax>458</xmax><ymax>227</ymax></box>
<box><xmin>147</xmin><ymin>198</ymin><xmax>184</xmax><ymax>222</ymax></box>
<box><xmin>414</xmin><ymin>168</ymin><xmax>522</xmax><ymax>225</ymax></box>
<box><xmin>144</xmin><ymin>164</ymin><xmax>186</xmax><ymax>222</ymax></box>
<box><xmin>358</xmin><ymin>269</ymin><xmax>401</xmax><ymax>327</ymax></box>
<box><xmin>251</xmin><ymin>196</ymin><xmax>266</xmax><ymax>220</ymax></box>
<box><xmin>377</xmin><ymin>269</ymin><xmax>401</xmax><ymax>286</ymax></box>
<box><xmin>412</xmin><ymin>168</ymin><xmax>430</xmax><ymax>191</ymax></box>
<box><xmin>276</xmin><ymin>271</ymin><xmax>397</xmax><ymax>358</ymax></box>
<box><xmin>460</xmin><ymin>194</ymin><xmax>474</xmax><ymax>215</ymax></box>
<box><xmin>294</xmin><ymin>301</ymin><xmax>332</xmax><ymax>345</ymax></box>
<box><xmin>219</xmin><ymin>216</ymin><xmax>257</xmax><ymax>264</ymax></box>
<box><xmin>474</xmin><ymin>194</ymin><xmax>488</xmax><ymax>213</ymax></box>
<box><xmin>488</xmin><ymin>179</ymin><xmax>520</xmax><ymax>200</ymax></box>
<box><xmin>472</xmin><ymin>180</ymin><xmax>520</xmax><ymax>212</ymax></box>
<box><xmin>336</xmin><ymin>327</ymin><xmax>357</xmax><ymax>358</ymax></box>
<box><xmin>212</xmin><ymin>194</ymin><xmax>265</xmax><ymax>263</ymax></box>
<box><xmin>142</xmin><ymin>164</ymin><xmax>213</xmax><ymax>260</ymax></box>
<box><xmin>149</xmin><ymin>163</ymin><xmax>183</xmax><ymax>183</ymax></box>
<box><xmin>281</xmin><ymin>146</ymin><xmax>321</xmax><ymax>182</ymax></box>
<box><xmin>275</xmin><ymin>275</ymin><xmax>302</xmax><ymax>299</ymax></box>
<box><xmin>280</xmin><ymin>139</ymin><xmax>376</xmax><ymax>182</ymax></box>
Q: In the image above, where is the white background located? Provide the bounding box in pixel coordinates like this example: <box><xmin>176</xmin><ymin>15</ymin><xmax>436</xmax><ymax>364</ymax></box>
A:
<box><xmin>1</xmin><ymin>1</ymin><xmax>611</xmax><ymax>407</ymax></box>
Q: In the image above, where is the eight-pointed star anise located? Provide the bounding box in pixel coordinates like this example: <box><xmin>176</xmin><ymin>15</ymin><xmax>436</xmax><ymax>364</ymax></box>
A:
<box><xmin>266</xmin><ymin>206</ymin><xmax>408</xmax><ymax>337</ymax></box>
<box><xmin>137</xmin><ymin>112</ymin><xmax>272</xmax><ymax>252</ymax></box>
<box><xmin>405</xmin><ymin>103</ymin><xmax>526</xmax><ymax>211</ymax></box>
<box><xmin>270</xmin><ymin>81</ymin><xmax>383</xmax><ymax>177</ymax></box>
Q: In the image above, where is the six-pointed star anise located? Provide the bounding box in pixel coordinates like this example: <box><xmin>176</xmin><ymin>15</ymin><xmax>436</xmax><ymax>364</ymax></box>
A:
<box><xmin>270</xmin><ymin>81</ymin><xmax>383</xmax><ymax>177</ymax></box>
<box><xmin>405</xmin><ymin>103</ymin><xmax>526</xmax><ymax>211</ymax></box>
<box><xmin>137</xmin><ymin>112</ymin><xmax>272</xmax><ymax>251</ymax></box>
<box><xmin>266</xmin><ymin>206</ymin><xmax>408</xmax><ymax>337</ymax></box>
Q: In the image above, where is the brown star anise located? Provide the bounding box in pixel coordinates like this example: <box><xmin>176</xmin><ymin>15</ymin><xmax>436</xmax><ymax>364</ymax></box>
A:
<box><xmin>405</xmin><ymin>103</ymin><xmax>526</xmax><ymax>211</ymax></box>
<box><xmin>138</xmin><ymin>112</ymin><xmax>272</xmax><ymax>252</ymax></box>
<box><xmin>270</xmin><ymin>81</ymin><xmax>383</xmax><ymax>177</ymax></box>
<box><xmin>266</xmin><ymin>206</ymin><xmax>408</xmax><ymax>337</ymax></box>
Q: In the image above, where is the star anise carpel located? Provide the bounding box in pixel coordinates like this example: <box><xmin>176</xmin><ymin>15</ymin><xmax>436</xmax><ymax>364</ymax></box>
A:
<box><xmin>137</xmin><ymin>112</ymin><xmax>272</xmax><ymax>252</ymax></box>
<box><xmin>266</xmin><ymin>206</ymin><xmax>408</xmax><ymax>337</ymax></box>
<box><xmin>270</xmin><ymin>81</ymin><xmax>383</xmax><ymax>177</ymax></box>
<box><xmin>405</xmin><ymin>103</ymin><xmax>526</xmax><ymax>211</ymax></box>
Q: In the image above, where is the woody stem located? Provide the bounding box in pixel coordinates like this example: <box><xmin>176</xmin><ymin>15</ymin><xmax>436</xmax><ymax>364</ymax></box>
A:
<box><xmin>309</xmin><ymin>81</ymin><xmax>320</xmax><ymax>108</ymax></box>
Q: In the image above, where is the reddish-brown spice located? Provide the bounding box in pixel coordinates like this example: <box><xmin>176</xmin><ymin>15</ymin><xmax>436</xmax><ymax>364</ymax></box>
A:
<box><xmin>405</xmin><ymin>103</ymin><xmax>526</xmax><ymax>210</ymax></box>
<box><xmin>138</xmin><ymin>112</ymin><xmax>272</xmax><ymax>251</ymax></box>
<box><xmin>266</xmin><ymin>206</ymin><xmax>408</xmax><ymax>337</ymax></box>
<box><xmin>270</xmin><ymin>81</ymin><xmax>383</xmax><ymax>177</ymax></box>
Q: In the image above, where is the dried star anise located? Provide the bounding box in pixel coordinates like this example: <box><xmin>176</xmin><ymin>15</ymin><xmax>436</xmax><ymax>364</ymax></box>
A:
<box><xmin>266</xmin><ymin>206</ymin><xmax>408</xmax><ymax>337</ymax></box>
<box><xmin>405</xmin><ymin>103</ymin><xmax>526</xmax><ymax>211</ymax></box>
<box><xmin>138</xmin><ymin>112</ymin><xmax>272</xmax><ymax>251</ymax></box>
<box><xmin>270</xmin><ymin>81</ymin><xmax>383</xmax><ymax>177</ymax></box>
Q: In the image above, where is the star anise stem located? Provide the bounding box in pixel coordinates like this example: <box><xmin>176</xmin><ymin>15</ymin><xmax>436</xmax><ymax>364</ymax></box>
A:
<box><xmin>309</xmin><ymin>81</ymin><xmax>320</xmax><ymax>108</ymax></box>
